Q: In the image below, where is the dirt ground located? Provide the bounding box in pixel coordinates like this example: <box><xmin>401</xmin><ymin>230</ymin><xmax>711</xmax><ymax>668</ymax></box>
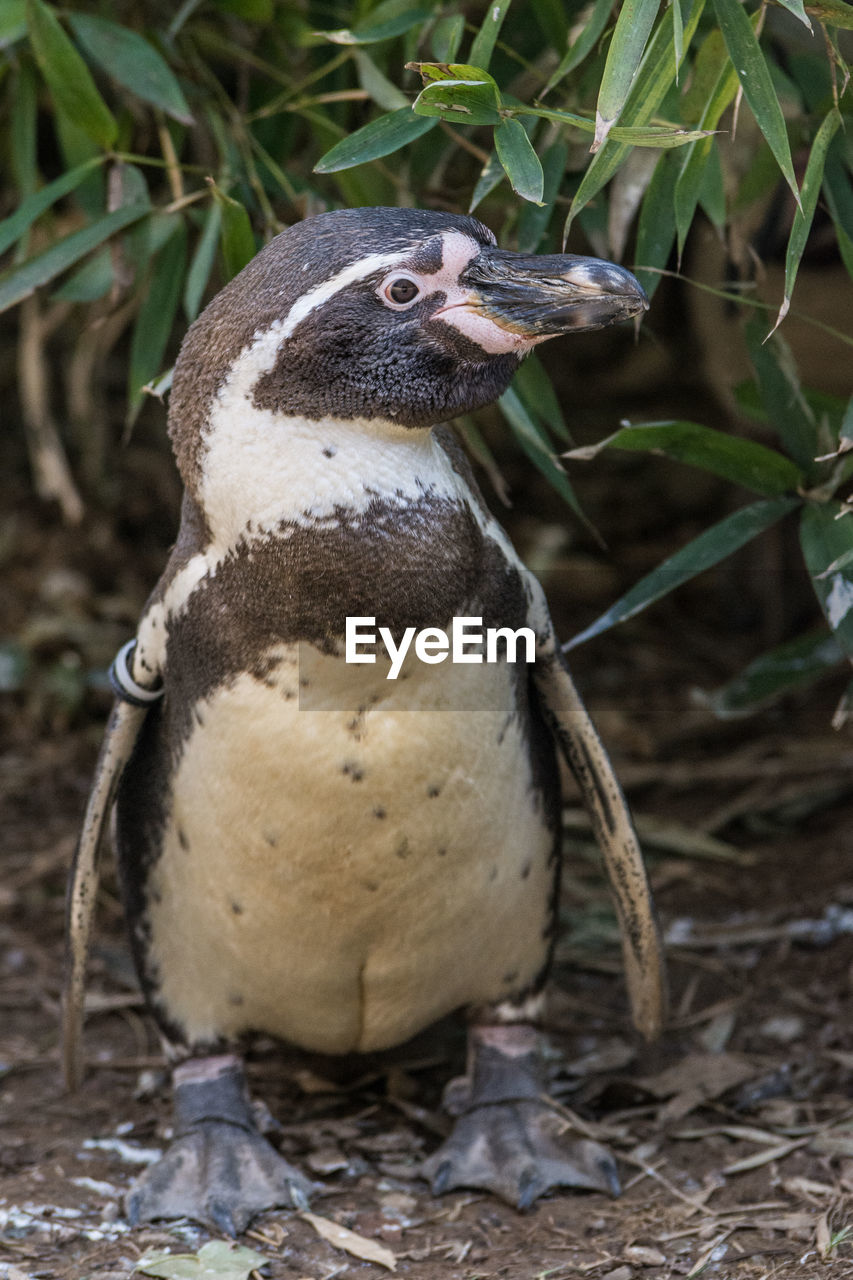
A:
<box><xmin>3</xmin><ymin>488</ymin><xmax>853</xmax><ymax>1280</ymax></box>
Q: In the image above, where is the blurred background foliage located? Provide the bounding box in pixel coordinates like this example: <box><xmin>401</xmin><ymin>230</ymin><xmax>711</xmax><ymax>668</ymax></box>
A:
<box><xmin>0</xmin><ymin>0</ymin><xmax>852</xmax><ymax>726</ymax></box>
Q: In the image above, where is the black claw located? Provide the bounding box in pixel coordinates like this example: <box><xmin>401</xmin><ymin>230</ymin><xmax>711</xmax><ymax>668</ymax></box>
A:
<box><xmin>516</xmin><ymin>1166</ymin><xmax>541</xmax><ymax>1212</ymax></box>
<box><xmin>211</xmin><ymin>1200</ymin><xmax>239</xmax><ymax>1237</ymax></box>
<box><xmin>599</xmin><ymin>1155</ymin><xmax>621</xmax><ymax>1198</ymax></box>
<box><xmin>431</xmin><ymin>1159</ymin><xmax>453</xmax><ymax>1195</ymax></box>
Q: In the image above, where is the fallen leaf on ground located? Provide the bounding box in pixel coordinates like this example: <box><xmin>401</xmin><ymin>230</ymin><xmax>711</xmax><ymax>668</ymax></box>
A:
<box><xmin>134</xmin><ymin>1240</ymin><xmax>268</xmax><ymax>1280</ymax></box>
<box><xmin>639</xmin><ymin>1051</ymin><xmax>756</xmax><ymax>1100</ymax></box>
<box><xmin>300</xmin><ymin>1210</ymin><xmax>397</xmax><ymax>1270</ymax></box>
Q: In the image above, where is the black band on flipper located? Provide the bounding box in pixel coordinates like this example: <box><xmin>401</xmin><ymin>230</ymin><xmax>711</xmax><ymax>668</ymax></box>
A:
<box><xmin>109</xmin><ymin>640</ymin><xmax>163</xmax><ymax>707</ymax></box>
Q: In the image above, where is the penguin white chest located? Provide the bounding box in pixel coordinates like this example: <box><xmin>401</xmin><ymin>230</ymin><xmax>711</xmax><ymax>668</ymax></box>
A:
<box><xmin>142</xmin><ymin>648</ymin><xmax>556</xmax><ymax>1055</ymax></box>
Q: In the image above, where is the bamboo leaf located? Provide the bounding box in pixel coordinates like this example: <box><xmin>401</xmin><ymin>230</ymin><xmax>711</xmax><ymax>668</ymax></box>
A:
<box><xmin>314</xmin><ymin>107</ymin><xmax>436</xmax><ymax>173</ymax></box>
<box><xmin>26</xmin><ymin>0</ymin><xmax>117</xmax><ymax>149</ymax></box>
<box><xmin>128</xmin><ymin>220</ymin><xmax>187</xmax><ymax>420</ymax></box>
<box><xmin>207</xmin><ymin>181</ymin><xmax>255</xmax><ymax>279</ymax></box>
<box><xmin>1</xmin><ymin>0</ymin><xmax>27</xmax><ymax>45</ymax></box>
<box><xmin>805</xmin><ymin>0</ymin><xmax>853</xmax><ymax>27</ymax></box>
<box><xmin>775</xmin><ymin>0</ymin><xmax>813</xmax><ymax>29</ymax></box>
<box><xmin>354</xmin><ymin>48</ymin><xmax>408</xmax><ymax>111</ymax></box>
<box><xmin>0</xmin><ymin>200</ymin><xmax>150</xmax><ymax>313</ymax></box>
<box><xmin>745</xmin><ymin>317</ymin><xmax>817</xmax><ymax>472</ymax></box>
<box><xmin>67</xmin><ymin>14</ymin><xmax>193</xmax><ymax>124</ymax></box>
<box><xmin>321</xmin><ymin>8</ymin><xmax>431</xmax><ymax>45</ymax></box>
<box><xmin>565</xmin><ymin>419</ymin><xmax>804</xmax><ymax>494</ymax></box>
<box><xmin>469</xmin><ymin>149</ymin><xmax>505</xmax><ymax>211</ymax></box>
<box><xmin>545</xmin><ymin>0</ymin><xmax>615</xmax><ymax>93</ymax></box>
<box><xmin>411</xmin><ymin>63</ymin><xmax>501</xmax><ymax>126</ymax></box>
<box><xmin>593</xmin><ymin>0</ymin><xmax>661</xmax><ymax>151</ymax></box>
<box><xmin>183</xmin><ymin>201</ymin><xmax>221</xmax><ymax>321</ymax></box>
<box><xmin>468</xmin><ymin>0</ymin><xmax>512</xmax><ymax>71</ymax></box>
<box><xmin>698</xmin><ymin>628</ymin><xmax>844</xmax><ymax>718</ymax></box>
<box><xmin>565</xmin><ymin>496</ymin><xmax>799</xmax><ymax>649</ymax></box>
<box><xmin>567</xmin><ymin>0</ymin><xmax>706</xmax><ymax>231</ymax></box>
<box><xmin>513</xmin><ymin>352</ymin><xmax>572</xmax><ymax>442</ymax></box>
<box><xmin>515</xmin><ymin>103</ymin><xmax>712</xmax><ymax>147</ymax></box>
<box><xmin>0</xmin><ymin>157</ymin><xmax>103</xmax><ymax>257</ymax></box>
<box><xmin>499</xmin><ymin>386</ymin><xmax>589</xmax><ymax>523</ymax></box>
<box><xmin>800</xmin><ymin>502</ymin><xmax>853</xmax><ymax>660</ymax></box>
<box><xmin>430</xmin><ymin>13</ymin><xmax>465</xmax><ymax>61</ymax></box>
<box><xmin>51</xmin><ymin>247</ymin><xmax>113</xmax><ymax>301</ymax></box>
<box><xmin>495</xmin><ymin>117</ymin><xmax>544</xmax><ymax>203</ymax></box>
<box><xmin>635</xmin><ymin>151</ymin><xmax>678</xmax><ymax>299</ymax></box>
<box><xmin>771</xmin><ymin>109</ymin><xmax>842</xmax><ymax>333</ymax></box>
<box><xmin>710</xmin><ymin>0</ymin><xmax>800</xmax><ymax>207</ymax></box>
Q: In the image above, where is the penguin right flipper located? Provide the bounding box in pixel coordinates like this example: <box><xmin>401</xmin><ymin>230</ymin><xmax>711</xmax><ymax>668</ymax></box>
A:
<box><xmin>62</xmin><ymin>641</ymin><xmax>163</xmax><ymax>1092</ymax></box>
<box><xmin>126</xmin><ymin>1056</ymin><xmax>318</xmax><ymax>1235</ymax></box>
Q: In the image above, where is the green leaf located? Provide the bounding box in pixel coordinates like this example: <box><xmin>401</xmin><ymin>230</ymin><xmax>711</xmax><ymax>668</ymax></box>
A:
<box><xmin>774</xmin><ymin>0</ymin><xmax>813</xmax><ymax>29</ymax></box>
<box><xmin>771</xmin><ymin>109</ymin><xmax>842</xmax><ymax>333</ymax></box>
<box><xmin>0</xmin><ymin>157</ymin><xmax>103</xmax><ymax>257</ymax></box>
<box><xmin>11</xmin><ymin>59</ymin><xmax>38</xmax><ymax>204</ymax></box>
<box><xmin>0</xmin><ymin>200</ymin><xmax>150</xmax><ymax>314</ymax></box>
<box><xmin>745</xmin><ymin>317</ymin><xmax>817</xmax><ymax>472</ymax></box>
<box><xmin>517</xmin><ymin>138</ymin><xmax>568</xmax><ymax>252</ymax></box>
<box><xmin>565</xmin><ymin>496</ymin><xmax>799</xmax><ymax>649</ymax></box>
<box><xmin>698</xmin><ymin>628</ymin><xmax>844</xmax><ymax>718</ymax></box>
<box><xmin>710</xmin><ymin>0</ymin><xmax>800</xmax><ymax>207</ymax></box>
<box><xmin>411</xmin><ymin>63</ymin><xmax>502</xmax><ymax>126</ymax></box>
<box><xmin>354</xmin><ymin>47</ymin><xmax>408</xmax><ymax>111</ymax></box>
<box><xmin>593</xmin><ymin>0</ymin><xmax>662</xmax><ymax>151</ymax></box>
<box><xmin>430</xmin><ymin>13</ymin><xmax>465</xmax><ymax>61</ymax></box>
<box><xmin>26</xmin><ymin>0</ymin><xmax>117</xmax><ymax>149</ymax></box>
<box><xmin>567</xmin><ymin>0</ymin><xmax>706</xmax><ymax>230</ymax></box>
<box><xmin>800</xmin><ymin>502</ymin><xmax>853</xmax><ymax>660</ymax></box>
<box><xmin>566</xmin><ymin>419</ymin><xmax>804</xmax><ymax>495</ymax></box>
<box><xmin>135</xmin><ymin>1240</ymin><xmax>269</xmax><ymax>1280</ymax></box>
<box><xmin>321</xmin><ymin>8</ymin><xmax>431</xmax><ymax>45</ymax></box>
<box><xmin>512</xmin><ymin>352</ymin><xmax>572</xmax><ymax>442</ymax></box>
<box><xmin>468</xmin><ymin>0</ymin><xmax>512</xmax><ymax>71</ymax></box>
<box><xmin>469</xmin><ymin>149</ymin><xmax>505</xmax><ymax>211</ymax></box>
<box><xmin>208</xmin><ymin>181</ymin><xmax>255</xmax><ymax>279</ymax></box>
<box><xmin>128</xmin><ymin>219</ymin><xmax>187</xmax><ymax>419</ymax></box>
<box><xmin>805</xmin><ymin>0</ymin><xmax>853</xmax><ymax>27</ymax></box>
<box><xmin>499</xmin><ymin>385</ymin><xmax>589</xmax><ymax>523</ymax></box>
<box><xmin>544</xmin><ymin>0</ymin><xmax>614</xmax><ymax>94</ymax></box>
<box><xmin>183</xmin><ymin>201</ymin><xmax>221</xmax><ymax>321</ymax></box>
<box><xmin>50</xmin><ymin>246</ymin><xmax>113</xmax><ymax>301</ymax></box>
<box><xmin>67</xmin><ymin>14</ymin><xmax>193</xmax><ymax>125</ymax></box>
<box><xmin>495</xmin><ymin>117</ymin><xmax>544</xmax><ymax>203</ymax></box>
<box><xmin>514</xmin><ymin>103</ymin><xmax>712</xmax><ymax>147</ymax></box>
<box><xmin>634</xmin><ymin>151</ymin><xmax>678</xmax><ymax>299</ymax></box>
<box><xmin>0</xmin><ymin>0</ymin><xmax>27</xmax><ymax>45</ymax></box>
<box><xmin>314</xmin><ymin>107</ymin><xmax>436</xmax><ymax>173</ymax></box>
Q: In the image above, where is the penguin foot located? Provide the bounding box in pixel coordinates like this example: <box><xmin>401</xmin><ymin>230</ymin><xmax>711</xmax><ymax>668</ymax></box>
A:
<box><xmin>421</xmin><ymin>1099</ymin><xmax>619</xmax><ymax>1209</ymax></box>
<box><xmin>421</xmin><ymin>1020</ymin><xmax>619</xmax><ymax>1209</ymax></box>
<box><xmin>125</xmin><ymin>1054</ymin><xmax>318</xmax><ymax>1234</ymax></box>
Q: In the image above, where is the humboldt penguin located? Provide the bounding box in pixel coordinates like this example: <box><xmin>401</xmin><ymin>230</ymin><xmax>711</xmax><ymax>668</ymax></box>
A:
<box><xmin>64</xmin><ymin>206</ymin><xmax>667</xmax><ymax>1235</ymax></box>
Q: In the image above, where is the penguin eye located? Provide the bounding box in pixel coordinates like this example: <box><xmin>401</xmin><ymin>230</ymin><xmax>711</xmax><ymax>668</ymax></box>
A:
<box><xmin>384</xmin><ymin>277</ymin><xmax>420</xmax><ymax>307</ymax></box>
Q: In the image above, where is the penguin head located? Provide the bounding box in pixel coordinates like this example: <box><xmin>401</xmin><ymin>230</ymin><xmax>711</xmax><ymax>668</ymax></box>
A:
<box><xmin>169</xmin><ymin>207</ymin><xmax>647</xmax><ymax>487</ymax></box>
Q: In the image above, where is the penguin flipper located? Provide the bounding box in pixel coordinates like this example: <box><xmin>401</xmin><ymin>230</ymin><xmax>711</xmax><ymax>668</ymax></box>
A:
<box><xmin>62</xmin><ymin>641</ymin><xmax>162</xmax><ymax>1091</ymax></box>
<box><xmin>530</xmin><ymin>608</ymin><xmax>668</xmax><ymax>1041</ymax></box>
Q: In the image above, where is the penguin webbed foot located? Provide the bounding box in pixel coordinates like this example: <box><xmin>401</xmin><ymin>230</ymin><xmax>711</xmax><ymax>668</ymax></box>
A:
<box><xmin>126</xmin><ymin>1055</ymin><xmax>318</xmax><ymax>1235</ymax></box>
<box><xmin>421</xmin><ymin>1024</ymin><xmax>619</xmax><ymax>1210</ymax></box>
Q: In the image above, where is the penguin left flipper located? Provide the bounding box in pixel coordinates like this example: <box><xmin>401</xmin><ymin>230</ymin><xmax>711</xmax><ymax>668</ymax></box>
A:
<box><xmin>63</xmin><ymin>637</ymin><xmax>164</xmax><ymax>1091</ymax></box>
<box><xmin>126</xmin><ymin>1057</ymin><xmax>317</xmax><ymax>1236</ymax></box>
<box><xmin>422</xmin><ymin>1023</ymin><xmax>619</xmax><ymax>1208</ymax></box>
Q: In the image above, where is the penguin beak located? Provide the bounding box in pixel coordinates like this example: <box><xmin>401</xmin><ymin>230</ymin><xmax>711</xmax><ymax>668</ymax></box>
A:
<box><xmin>457</xmin><ymin>247</ymin><xmax>648</xmax><ymax>340</ymax></box>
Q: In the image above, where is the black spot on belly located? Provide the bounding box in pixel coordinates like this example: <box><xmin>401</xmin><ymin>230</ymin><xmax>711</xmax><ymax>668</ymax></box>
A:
<box><xmin>436</xmin><ymin>846</ymin><xmax>447</xmax><ymax>857</ymax></box>
<box><xmin>231</xmin><ymin>900</ymin><xmax>244</xmax><ymax>914</ymax></box>
<box><xmin>426</xmin><ymin>783</ymin><xmax>442</xmax><ymax>798</ymax></box>
<box><xmin>322</xmin><ymin>446</ymin><xmax>337</xmax><ymax>458</ymax></box>
<box><xmin>373</xmin><ymin>806</ymin><xmax>386</xmax><ymax>820</ymax></box>
<box><xmin>228</xmin><ymin>993</ymin><xmax>244</xmax><ymax>1006</ymax></box>
<box><xmin>263</xmin><ymin>831</ymin><xmax>278</xmax><ymax>846</ymax></box>
<box><xmin>342</xmin><ymin>761</ymin><xmax>364</xmax><ymax>782</ymax></box>
<box><xmin>521</xmin><ymin>862</ymin><xmax>531</xmax><ymax>879</ymax></box>
<box><xmin>395</xmin><ymin>837</ymin><xmax>411</xmax><ymax>859</ymax></box>
<box><xmin>177</xmin><ymin>828</ymin><xmax>189</xmax><ymax>851</ymax></box>
<box><xmin>503</xmin><ymin>970</ymin><xmax>519</xmax><ymax>985</ymax></box>
<box><xmin>489</xmin><ymin>866</ymin><xmax>498</xmax><ymax>881</ymax></box>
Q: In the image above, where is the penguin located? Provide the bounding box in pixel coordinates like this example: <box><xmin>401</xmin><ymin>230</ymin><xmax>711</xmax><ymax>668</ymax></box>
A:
<box><xmin>63</xmin><ymin>206</ymin><xmax>667</xmax><ymax>1235</ymax></box>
